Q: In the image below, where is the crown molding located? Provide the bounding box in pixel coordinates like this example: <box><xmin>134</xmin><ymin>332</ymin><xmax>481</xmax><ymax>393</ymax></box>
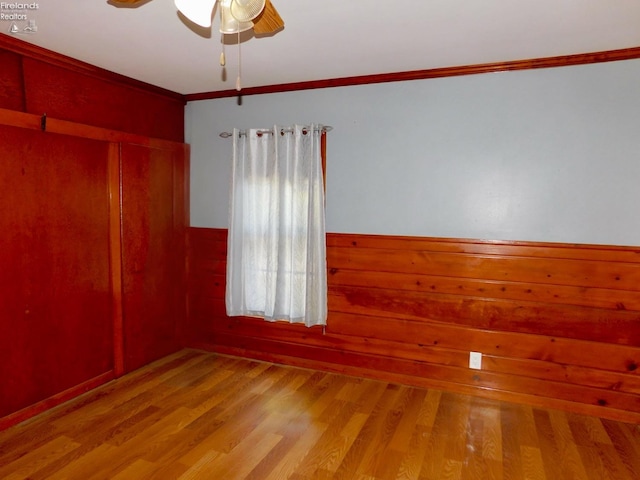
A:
<box><xmin>185</xmin><ymin>46</ymin><xmax>640</xmax><ymax>101</ymax></box>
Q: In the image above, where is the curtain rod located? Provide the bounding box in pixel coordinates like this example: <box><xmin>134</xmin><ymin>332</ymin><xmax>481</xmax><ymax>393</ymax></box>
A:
<box><xmin>219</xmin><ymin>125</ymin><xmax>332</xmax><ymax>138</ymax></box>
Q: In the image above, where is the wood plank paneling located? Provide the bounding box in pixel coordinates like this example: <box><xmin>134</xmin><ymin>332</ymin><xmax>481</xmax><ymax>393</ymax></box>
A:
<box><xmin>0</xmin><ymin>107</ymin><xmax>189</xmax><ymax>430</ymax></box>
<box><xmin>0</xmin><ymin>124</ymin><xmax>113</xmax><ymax>418</ymax></box>
<box><xmin>0</xmin><ymin>35</ymin><xmax>189</xmax><ymax>427</ymax></box>
<box><xmin>22</xmin><ymin>58</ymin><xmax>184</xmax><ymax>142</ymax></box>
<box><xmin>121</xmin><ymin>143</ymin><xmax>187</xmax><ymax>372</ymax></box>
<box><xmin>329</xmin><ymin>286</ymin><xmax>640</xmax><ymax>344</ymax></box>
<box><xmin>0</xmin><ymin>34</ymin><xmax>182</xmax><ymax>101</ymax></box>
<box><xmin>328</xmin><ymin>243</ymin><xmax>640</xmax><ymax>291</ymax></box>
<box><xmin>0</xmin><ymin>50</ymin><xmax>24</xmax><ymax>111</ymax></box>
<box><xmin>0</xmin><ymin>36</ymin><xmax>185</xmax><ymax>142</ymax></box>
<box><xmin>187</xmin><ymin>227</ymin><xmax>640</xmax><ymax>422</ymax></box>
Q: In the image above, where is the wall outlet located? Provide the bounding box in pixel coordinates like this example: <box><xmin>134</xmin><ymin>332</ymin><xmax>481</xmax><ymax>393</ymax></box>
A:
<box><xmin>469</xmin><ymin>351</ymin><xmax>482</xmax><ymax>370</ymax></box>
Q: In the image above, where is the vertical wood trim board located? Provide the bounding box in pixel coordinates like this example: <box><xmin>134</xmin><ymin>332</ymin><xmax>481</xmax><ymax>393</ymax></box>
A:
<box><xmin>108</xmin><ymin>142</ymin><xmax>125</xmax><ymax>377</ymax></box>
<box><xmin>187</xmin><ymin>227</ymin><xmax>640</xmax><ymax>423</ymax></box>
<box><xmin>175</xmin><ymin>144</ymin><xmax>191</xmax><ymax>346</ymax></box>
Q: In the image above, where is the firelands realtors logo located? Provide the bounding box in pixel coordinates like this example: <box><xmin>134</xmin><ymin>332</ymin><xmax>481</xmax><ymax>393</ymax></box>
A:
<box><xmin>1</xmin><ymin>2</ymin><xmax>39</xmax><ymax>34</ymax></box>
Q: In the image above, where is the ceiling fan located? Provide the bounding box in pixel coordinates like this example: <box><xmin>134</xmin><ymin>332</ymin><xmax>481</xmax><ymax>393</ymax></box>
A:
<box><xmin>113</xmin><ymin>0</ymin><xmax>284</xmax><ymax>91</ymax></box>
<box><xmin>112</xmin><ymin>0</ymin><xmax>284</xmax><ymax>35</ymax></box>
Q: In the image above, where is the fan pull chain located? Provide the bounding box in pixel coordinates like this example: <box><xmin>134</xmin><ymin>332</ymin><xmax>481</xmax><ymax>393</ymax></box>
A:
<box><xmin>219</xmin><ymin>6</ymin><xmax>226</xmax><ymax>67</ymax></box>
<box><xmin>236</xmin><ymin>29</ymin><xmax>242</xmax><ymax>91</ymax></box>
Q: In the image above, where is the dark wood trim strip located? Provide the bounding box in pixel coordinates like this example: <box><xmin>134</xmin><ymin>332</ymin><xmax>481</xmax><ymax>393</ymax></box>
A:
<box><xmin>0</xmin><ymin>35</ymin><xmax>185</xmax><ymax>102</ymax></box>
<box><xmin>174</xmin><ymin>144</ymin><xmax>191</xmax><ymax>348</ymax></box>
<box><xmin>0</xmin><ymin>107</ymin><xmax>185</xmax><ymax>150</ymax></box>
<box><xmin>0</xmin><ymin>371</ymin><xmax>114</xmax><ymax>432</ymax></box>
<box><xmin>186</xmin><ymin>46</ymin><xmax>640</xmax><ymax>101</ymax></box>
<box><xmin>108</xmin><ymin>143</ymin><xmax>125</xmax><ymax>377</ymax></box>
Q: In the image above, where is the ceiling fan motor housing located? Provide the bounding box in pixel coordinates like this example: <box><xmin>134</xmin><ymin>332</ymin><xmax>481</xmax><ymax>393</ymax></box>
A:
<box><xmin>230</xmin><ymin>0</ymin><xmax>267</xmax><ymax>22</ymax></box>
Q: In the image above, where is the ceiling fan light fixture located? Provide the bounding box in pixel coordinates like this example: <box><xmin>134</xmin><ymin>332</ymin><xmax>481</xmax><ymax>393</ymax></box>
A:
<box><xmin>174</xmin><ymin>0</ymin><xmax>217</xmax><ymax>28</ymax></box>
<box><xmin>219</xmin><ymin>0</ymin><xmax>255</xmax><ymax>34</ymax></box>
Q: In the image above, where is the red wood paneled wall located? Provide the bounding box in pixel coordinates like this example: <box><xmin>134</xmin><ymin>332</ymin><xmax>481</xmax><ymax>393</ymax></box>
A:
<box><xmin>121</xmin><ymin>143</ymin><xmax>189</xmax><ymax>372</ymax></box>
<box><xmin>0</xmin><ymin>112</ymin><xmax>189</xmax><ymax>430</ymax></box>
<box><xmin>188</xmin><ymin>227</ymin><xmax>640</xmax><ymax>423</ymax></box>
<box><xmin>0</xmin><ymin>125</ymin><xmax>113</xmax><ymax>419</ymax></box>
<box><xmin>0</xmin><ymin>37</ymin><xmax>188</xmax><ymax>430</ymax></box>
<box><xmin>0</xmin><ymin>35</ymin><xmax>184</xmax><ymax>142</ymax></box>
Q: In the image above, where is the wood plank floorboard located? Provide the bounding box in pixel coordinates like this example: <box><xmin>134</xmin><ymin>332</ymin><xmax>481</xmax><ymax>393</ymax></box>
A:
<box><xmin>1</xmin><ymin>349</ymin><xmax>639</xmax><ymax>480</ymax></box>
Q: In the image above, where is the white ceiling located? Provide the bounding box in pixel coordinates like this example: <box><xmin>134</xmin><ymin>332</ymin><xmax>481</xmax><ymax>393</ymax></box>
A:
<box><xmin>4</xmin><ymin>0</ymin><xmax>640</xmax><ymax>95</ymax></box>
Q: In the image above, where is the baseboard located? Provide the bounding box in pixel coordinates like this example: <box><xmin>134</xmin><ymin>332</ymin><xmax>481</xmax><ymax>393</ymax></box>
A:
<box><xmin>0</xmin><ymin>371</ymin><xmax>115</xmax><ymax>432</ymax></box>
<box><xmin>191</xmin><ymin>342</ymin><xmax>640</xmax><ymax>425</ymax></box>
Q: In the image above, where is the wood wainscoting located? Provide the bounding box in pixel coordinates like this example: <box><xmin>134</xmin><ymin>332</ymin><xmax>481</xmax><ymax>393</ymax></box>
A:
<box><xmin>187</xmin><ymin>227</ymin><xmax>640</xmax><ymax>423</ymax></box>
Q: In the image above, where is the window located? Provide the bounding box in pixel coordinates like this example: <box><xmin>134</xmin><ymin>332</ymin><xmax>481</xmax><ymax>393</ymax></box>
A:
<box><xmin>225</xmin><ymin>125</ymin><xmax>328</xmax><ymax>327</ymax></box>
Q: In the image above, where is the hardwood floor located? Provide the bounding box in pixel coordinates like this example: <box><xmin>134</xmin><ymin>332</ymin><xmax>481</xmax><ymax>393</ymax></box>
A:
<box><xmin>1</xmin><ymin>349</ymin><xmax>639</xmax><ymax>480</ymax></box>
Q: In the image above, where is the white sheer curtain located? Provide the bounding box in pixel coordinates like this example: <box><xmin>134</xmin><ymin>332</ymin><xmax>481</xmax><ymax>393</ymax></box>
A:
<box><xmin>226</xmin><ymin>124</ymin><xmax>327</xmax><ymax>327</ymax></box>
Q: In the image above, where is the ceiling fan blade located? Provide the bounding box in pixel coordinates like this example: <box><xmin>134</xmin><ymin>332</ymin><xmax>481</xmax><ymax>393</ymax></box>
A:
<box><xmin>111</xmin><ymin>0</ymin><xmax>149</xmax><ymax>4</ymax></box>
<box><xmin>252</xmin><ymin>0</ymin><xmax>284</xmax><ymax>35</ymax></box>
<box><xmin>175</xmin><ymin>0</ymin><xmax>217</xmax><ymax>28</ymax></box>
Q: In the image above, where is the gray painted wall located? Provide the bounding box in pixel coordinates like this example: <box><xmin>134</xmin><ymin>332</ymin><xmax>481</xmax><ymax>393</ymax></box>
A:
<box><xmin>186</xmin><ymin>59</ymin><xmax>640</xmax><ymax>245</ymax></box>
